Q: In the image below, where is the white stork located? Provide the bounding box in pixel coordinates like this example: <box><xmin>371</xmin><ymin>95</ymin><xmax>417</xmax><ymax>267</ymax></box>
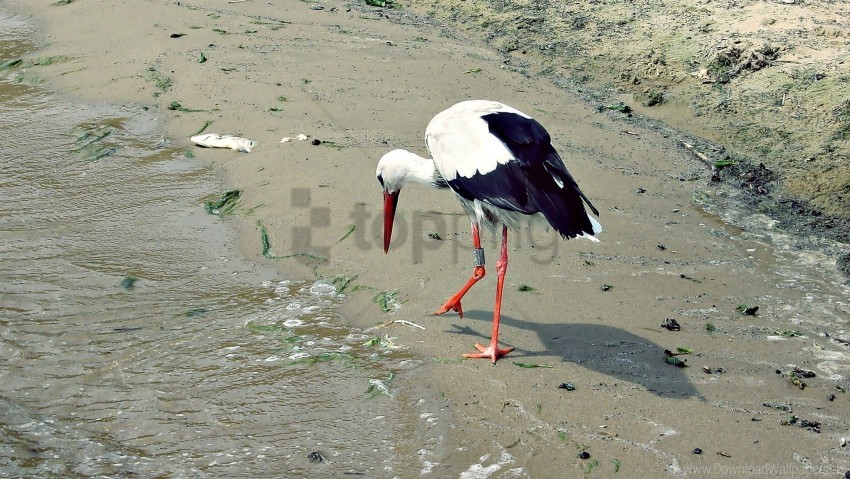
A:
<box><xmin>376</xmin><ymin>100</ymin><xmax>601</xmax><ymax>364</ymax></box>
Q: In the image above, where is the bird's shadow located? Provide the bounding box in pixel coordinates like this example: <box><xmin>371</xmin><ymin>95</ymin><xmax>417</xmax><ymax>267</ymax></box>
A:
<box><xmin>449</xmin><ymin>310</ymin><xmax>700</xmax><ymax>398</ymax></box>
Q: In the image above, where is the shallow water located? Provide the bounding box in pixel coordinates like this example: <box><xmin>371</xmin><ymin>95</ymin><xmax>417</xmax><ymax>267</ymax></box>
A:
<box><xmin>0</xmin><ymin>9</ymin><xmax>437</xmax><ymax>478</ymax></box>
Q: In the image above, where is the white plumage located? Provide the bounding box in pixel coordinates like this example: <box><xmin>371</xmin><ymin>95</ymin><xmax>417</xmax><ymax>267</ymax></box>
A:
<box><xmin>426</xmin><ymin>101</ymin><xmax>526</xmax><ymax>180</ymax></box>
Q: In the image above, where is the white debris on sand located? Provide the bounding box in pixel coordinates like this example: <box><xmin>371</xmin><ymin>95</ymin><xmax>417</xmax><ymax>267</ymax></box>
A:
<box><xmin>280</xmin><ymin>133</ymin><xmax>309</xmax><ymax>143</ymax></box>
<box><xmin>191</xmin><ymin>133</ymin><xmax>256</xmax><ymax>152</ymax></box>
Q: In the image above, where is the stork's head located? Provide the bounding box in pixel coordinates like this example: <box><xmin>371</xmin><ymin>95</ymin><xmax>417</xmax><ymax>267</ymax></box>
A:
<box><xmin>375</xmin><ymin>150</ymin><xmax>409</xmax><ymax>253</ymax></box>
<box><xmin>377</xmin><ymin>149</ymin><xmax>443</xmax><ymax>253</ymax></box>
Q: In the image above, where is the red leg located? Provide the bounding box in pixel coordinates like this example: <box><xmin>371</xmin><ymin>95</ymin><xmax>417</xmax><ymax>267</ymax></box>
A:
<box><xmin>435</xmin><ymin>223</ymin><xmax>485</xmax><ymax>319</ymax></box>
<box><xmin>464</xmin><ymin>226</ymin><xmax>514</xmax><ymax>364</ymax></box>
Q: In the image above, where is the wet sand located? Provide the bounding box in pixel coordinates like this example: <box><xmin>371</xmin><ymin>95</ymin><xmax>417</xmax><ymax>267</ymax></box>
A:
<box><xmin>8</xmin><ymin>0</ymin><xmax>850</xmax><ymax>476</ymax></box>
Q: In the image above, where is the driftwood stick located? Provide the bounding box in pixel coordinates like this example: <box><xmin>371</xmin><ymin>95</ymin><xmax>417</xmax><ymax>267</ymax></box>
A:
<box><xmin>681</xmin><ymin>141</ymin><xmax>711</xmax><ymax>165</ymax></box>
<box><xmin>681</xmin><ymin>140</ymin><xmax>721</xmax><ymax>181</ymax></box>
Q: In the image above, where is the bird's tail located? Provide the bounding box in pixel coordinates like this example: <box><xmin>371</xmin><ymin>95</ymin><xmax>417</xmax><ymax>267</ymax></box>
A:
<box><xmin>533</xmin><ymin>182</ymin><xmax>601</xmax><ymax>241</ymax></box>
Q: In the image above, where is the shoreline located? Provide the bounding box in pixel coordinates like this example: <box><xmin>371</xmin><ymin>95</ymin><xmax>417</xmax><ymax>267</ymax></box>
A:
<box><xmin>7</xmin><ymin>1</ymin><xmax>850</xmax><ymax>476</ymax></box>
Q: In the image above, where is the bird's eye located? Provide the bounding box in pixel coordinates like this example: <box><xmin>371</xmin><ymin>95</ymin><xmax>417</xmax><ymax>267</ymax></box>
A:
<box><xmin>377</xmin><ymin>174</ymin><xmax>385</xmax><ymax>187</ymax></box>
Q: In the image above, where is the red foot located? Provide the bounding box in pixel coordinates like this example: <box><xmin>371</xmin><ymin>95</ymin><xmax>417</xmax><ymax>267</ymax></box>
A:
<box><xmin>435</xmin><ymin>298</ymin><xmax>463</xmax><ymax>318</ymax></box>
<box><xmin>463</xmin><ymin>342</ymin><xmax>514</xmax><ymax>364</ymax></box>
<box><xmin>434</xmin><ymin>265</ymin><xmax>485</xmax><ymax>319</ymax></box>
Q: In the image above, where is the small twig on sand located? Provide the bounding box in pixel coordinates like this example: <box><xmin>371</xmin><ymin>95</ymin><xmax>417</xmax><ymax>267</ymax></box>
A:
<box><xmin>681</xmin><ymin>140</ymin><xmax>721</xmax><ymax>181</ymax></box>
<box><xmin>373</xmin><ymin>319</ymin><xmax>426</xmax><ymax>330</ymax></box>
<box><xmin>681</xmin><ymin>141</ymin><xmax>710</xmax><ymax>165</ymax></box>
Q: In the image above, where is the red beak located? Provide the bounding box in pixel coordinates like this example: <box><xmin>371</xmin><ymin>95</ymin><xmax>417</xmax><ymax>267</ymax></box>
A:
<box><xmin>383</xmin><ymin>190</ymin><xmax>399</xmax><ymax>253</ymax></box>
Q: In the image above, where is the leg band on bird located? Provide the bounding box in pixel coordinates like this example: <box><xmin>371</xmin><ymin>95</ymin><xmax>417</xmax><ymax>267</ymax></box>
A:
<box><xmin>473</xmin><ymin>248</ymin><xmax>485</xmax><ymax>267</ymax></box>
<box><xmin>435</xmin><ymin>225</ymin><xmax>486</xmax><ymax>319</ymax></box>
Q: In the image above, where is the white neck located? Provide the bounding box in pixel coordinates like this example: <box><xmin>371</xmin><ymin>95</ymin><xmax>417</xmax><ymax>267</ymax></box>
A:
<box><xmin>383</xmin><ymin>149</ymin><xmax>443</xmax><ymax>189</ymax></box>
<box><xmin>407</xmin><ymin>152</ymin><xmax>440</xmax><ymax>186</ymax></box>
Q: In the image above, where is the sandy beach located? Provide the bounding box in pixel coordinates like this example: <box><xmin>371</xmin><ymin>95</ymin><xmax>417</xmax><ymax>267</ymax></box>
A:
<box><xmin>6</xmin><ymin>0</ymin><xmax>850</xmax><ymax>476</ymax></box>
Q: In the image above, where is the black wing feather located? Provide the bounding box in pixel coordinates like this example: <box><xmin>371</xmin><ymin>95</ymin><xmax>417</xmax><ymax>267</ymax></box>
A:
<box><xmin>448</xmin><ymin>111</ymin><xmax>599</xmax><ymax>238</ymax></box>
